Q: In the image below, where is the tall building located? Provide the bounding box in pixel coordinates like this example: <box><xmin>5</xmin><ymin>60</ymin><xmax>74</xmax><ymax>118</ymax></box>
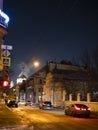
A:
<box><xmin>0</xmin><ymin>0</ymin><xmax>9</xmax><ymax>75</ymax></box>
<box><xmin>0</xmin><ymin>0</ymin><xmax>9</xmax><ymax>99</ymax></box>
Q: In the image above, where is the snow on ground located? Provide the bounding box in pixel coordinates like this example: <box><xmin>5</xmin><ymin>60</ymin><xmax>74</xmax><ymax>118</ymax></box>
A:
<box><xmin>0</xmin><ymin>125</ymin><xmax>34</xmax><ymax>130</ymax></box>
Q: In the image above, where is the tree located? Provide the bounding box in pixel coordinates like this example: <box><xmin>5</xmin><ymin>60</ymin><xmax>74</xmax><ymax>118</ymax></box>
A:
<box><xmin>80</xmin><ymin>49</ymin><xmax>92</xmax><ymax>70</ymax></box>
<box><xmin>92</xmin><ymin>47</ymin><xmax>98</xmax><ymax>73</ymax></box>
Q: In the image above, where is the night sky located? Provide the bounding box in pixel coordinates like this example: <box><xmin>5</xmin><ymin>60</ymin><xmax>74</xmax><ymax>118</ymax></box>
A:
<box><xmin>2</xmin><ymin>0</ymin><xmax>98</xmax><ymax>80</ymax></box>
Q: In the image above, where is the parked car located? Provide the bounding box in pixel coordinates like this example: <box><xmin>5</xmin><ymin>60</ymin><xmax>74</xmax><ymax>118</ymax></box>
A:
<box><xmin>39</xmin><ymin>101</ymin><xmax>53</xmax><ymax>110</ymax></box>
<box><xmin>64</xmin><ymin>103</ymin><xmax>91</xmax><ymax>117</ymax></box>
<box><xmin>25</xmin><ymin>100</ymin><xmax>32</xmax><ymax>106</ymax></box>
<box><xmin>7</xmin><ymin>99</ymin><xmax>18</xmax><ymax>108</ymax></box>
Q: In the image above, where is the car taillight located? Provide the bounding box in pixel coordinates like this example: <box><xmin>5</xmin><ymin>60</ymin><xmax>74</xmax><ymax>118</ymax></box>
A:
<box><xmin>75</xmin><ymin>106</ymin><xmax>81</xmax><ymax>111</ymax></box>
<box><xmin>87</xmin><ymin>107</ymin><xmax>91</xmax><ymax>111</ymax></box>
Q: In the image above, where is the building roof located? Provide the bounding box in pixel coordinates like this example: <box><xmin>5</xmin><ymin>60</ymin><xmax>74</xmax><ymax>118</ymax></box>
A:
<box><xmin>28</xmin><ymin>62</ymin><xmax>98</xmax><ymax>82</ymax></box>
<box><xmin>18</xmin><ymin>73</ymin><xmax>27</xmax><ymax>79</ymax></box>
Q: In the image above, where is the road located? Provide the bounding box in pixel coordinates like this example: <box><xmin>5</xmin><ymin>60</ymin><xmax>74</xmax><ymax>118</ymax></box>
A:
<box><xmin>9</xmin><ymin>106</ymin><xmax>98</xmax><ymax>130</ymax></box>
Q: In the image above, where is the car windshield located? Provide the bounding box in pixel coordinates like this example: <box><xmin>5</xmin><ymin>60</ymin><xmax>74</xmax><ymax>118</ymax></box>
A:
<box><xmin>44</xmin><ymin>101</ymin><xmax>51</xmax><ymax>104</ymax></box>
<box><xmin>75</xmin><ymin>104</ymin><xmax>87</xmax><ymax>107</ymax></box>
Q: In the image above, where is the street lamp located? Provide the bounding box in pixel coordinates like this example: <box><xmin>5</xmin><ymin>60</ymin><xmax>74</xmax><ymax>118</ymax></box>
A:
<box><xmin>33</xmin><ymin>60</ymin><xmax>40</xmax><ymax>68</ymax></box>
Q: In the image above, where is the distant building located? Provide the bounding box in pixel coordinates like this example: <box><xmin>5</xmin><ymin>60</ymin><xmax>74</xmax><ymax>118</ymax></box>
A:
<box><xmin>16</xmin><ymin>73</ymin><xmax>27</xmax><ymax>101</ymax></box>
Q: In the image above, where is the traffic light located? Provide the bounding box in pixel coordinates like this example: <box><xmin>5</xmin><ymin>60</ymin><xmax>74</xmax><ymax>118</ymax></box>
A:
<box><xmin>0</xmin><ymin>79</ymin><xmax>10</xmax><ymax>89</ymax></box>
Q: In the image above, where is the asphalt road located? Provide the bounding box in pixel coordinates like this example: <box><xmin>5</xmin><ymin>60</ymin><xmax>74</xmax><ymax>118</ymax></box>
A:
<box><xmin>8</xmin><ymin>106</ymin><xmax>98</xmax><ymax>130</ymax></box>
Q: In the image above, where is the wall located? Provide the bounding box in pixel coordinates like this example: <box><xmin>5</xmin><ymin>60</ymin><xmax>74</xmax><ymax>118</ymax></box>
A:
<box><xmin>54</xmin><ymin>93</ymin><xmax>98</xmax><ymax>112</ymax></box>
<box><xmin>64</xmin><ymin>101</ymin><xmax>98</xmax><ymax>113</ymax></box>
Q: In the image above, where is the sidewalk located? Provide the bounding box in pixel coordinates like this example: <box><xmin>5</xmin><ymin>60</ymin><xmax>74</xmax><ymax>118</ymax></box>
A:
<box><xmin>0</xmin><ymin>103</ymin><xmax>35</xmax><ymax>130</ymax></box>
<box><xmin>0</xmin><ymin>104</ymin><xmax>22</xmax><ymax>126</ymax></box>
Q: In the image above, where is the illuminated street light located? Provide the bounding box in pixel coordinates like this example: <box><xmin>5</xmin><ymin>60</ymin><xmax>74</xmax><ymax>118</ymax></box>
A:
<box><xmin>33</xmin><ymin>60</ymin><xmax>40</xmax><ymax>68</ymax></box>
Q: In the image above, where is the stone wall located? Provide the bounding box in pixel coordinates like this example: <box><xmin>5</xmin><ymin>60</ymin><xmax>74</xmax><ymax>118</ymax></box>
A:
<box><xmin>55</xmin><ymin>93</ymin><xmax>98</xmax><ymax>112</ymax></box>
<box><xmin>64</xmin><ymin>101</ymin><xmax>98</xmax><ymax>112</ymax></box>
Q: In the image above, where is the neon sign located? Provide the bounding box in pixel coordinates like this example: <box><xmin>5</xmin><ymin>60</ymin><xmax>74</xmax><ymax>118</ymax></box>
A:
<box><xmin>0</xmin><ymin>9</ymin><xmax>9</xmax><ymax>28</ymax></box>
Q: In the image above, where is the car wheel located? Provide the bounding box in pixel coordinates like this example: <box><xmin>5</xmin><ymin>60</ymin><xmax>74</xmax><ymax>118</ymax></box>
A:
<box><xmin>85</xmin><ymin>114</ymin><xmax>90</xmax><ymax>118</ymax></box>
<box><xmin>65</xmin><ymin>111</ymin><xmax>68</xmax><ymax>115</ymax></box>
<box><xmin>15</xmin><ymin>104</ymin><xmax>18</xmax><ymax>107</ymax></box>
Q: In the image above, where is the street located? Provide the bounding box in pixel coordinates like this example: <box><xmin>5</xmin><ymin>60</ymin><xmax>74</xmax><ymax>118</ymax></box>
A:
<box><xmin>0</xmin><ymin>106</ymin><xmax>97</xmax><ymax>130</ymax></box>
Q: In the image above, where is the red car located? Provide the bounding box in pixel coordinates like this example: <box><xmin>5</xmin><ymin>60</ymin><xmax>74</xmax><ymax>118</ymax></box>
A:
<box><xmin>65</xmin><ymin>104</ymin><xmax>91</xmax><ymax>117</ymax></box>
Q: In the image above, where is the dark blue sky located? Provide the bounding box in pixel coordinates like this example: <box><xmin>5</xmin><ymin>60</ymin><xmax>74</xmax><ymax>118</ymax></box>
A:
<box><xmin>3</xmin><ymin>0</ymin><xmax>98</xmax><ymax>79</ymax></box>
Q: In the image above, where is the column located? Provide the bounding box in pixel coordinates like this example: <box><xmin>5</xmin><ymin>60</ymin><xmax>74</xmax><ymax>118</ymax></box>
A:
<box><xmin>87</xmin><ymin>93</ymin><xmax>91</xmax><ymax>102</ymax></box>
<box><xmin>69</xmin><ymin>94</ymin><xmax>72</xmax><ymax>101</ymax></box>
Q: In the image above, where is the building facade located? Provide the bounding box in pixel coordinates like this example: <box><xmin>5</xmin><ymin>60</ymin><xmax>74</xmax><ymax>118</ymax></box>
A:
<box><xmin>24</xmin><ymin>61</ymin><xmax>98</xmax><ymax>105</ymax></box>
